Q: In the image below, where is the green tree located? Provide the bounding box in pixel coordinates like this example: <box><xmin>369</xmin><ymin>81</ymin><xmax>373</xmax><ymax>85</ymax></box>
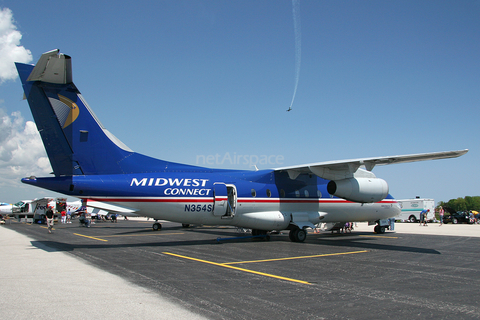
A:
<box><xmin>465</xmin><ymin>196</ymin><xmax>480</xmax><ymax>211</ymax></box>
<box><xmin>448</xmin><ymin>198</ymin><xmax>466</xmax><ymax>211</ymax></box>
<box><xmin>440</xmin><ymin>196</ymin><xmax>480</xmax><ymax>212</ymax></box>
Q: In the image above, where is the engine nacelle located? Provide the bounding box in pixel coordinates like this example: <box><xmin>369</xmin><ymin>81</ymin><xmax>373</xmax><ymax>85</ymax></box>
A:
<box><xmin>327</xmin><ymin>177</ymin><xmax>389</xmax><ymax>203</ymax></box>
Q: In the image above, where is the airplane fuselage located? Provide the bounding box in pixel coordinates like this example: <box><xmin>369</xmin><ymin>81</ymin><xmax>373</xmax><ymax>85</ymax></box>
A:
<box><xmin>23</xmin><ymin>168</ymin><xmax>400</xmax><ymax>230</ymax></box>
<box><xmin>0</xmin><ymin>203</ymin><xmax>13</xmax><ymax>214</ymax></box>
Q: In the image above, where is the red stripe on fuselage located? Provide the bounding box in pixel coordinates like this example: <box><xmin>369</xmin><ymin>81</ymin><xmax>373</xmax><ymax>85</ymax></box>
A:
<box><xmin>86</xmin><ymin>197</ymin><xmax>397</xmax><ymax>204</ymax></box>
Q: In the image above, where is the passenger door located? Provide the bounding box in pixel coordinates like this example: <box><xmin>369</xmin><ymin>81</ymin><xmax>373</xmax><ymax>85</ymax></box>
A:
<box><xmin>213</xmin><ymin>183</ymin><xmax>237</xmax><ymax>217</ymax></box>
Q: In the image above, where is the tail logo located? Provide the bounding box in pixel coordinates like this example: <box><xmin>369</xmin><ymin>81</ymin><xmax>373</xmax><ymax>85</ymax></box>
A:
<box><xmin>48</xmin><ymin>94</ymin><xmax>80</xmax><ymax>128</ymax></box>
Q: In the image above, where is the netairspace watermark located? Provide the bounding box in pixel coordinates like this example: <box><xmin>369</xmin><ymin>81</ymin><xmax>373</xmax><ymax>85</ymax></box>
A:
<box><xmin>196</xmin><ymin>152</ymin><xmax>284</xmax><ymax>168</ymax></box>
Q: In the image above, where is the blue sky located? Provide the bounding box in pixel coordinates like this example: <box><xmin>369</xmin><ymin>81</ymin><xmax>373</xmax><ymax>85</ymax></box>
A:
<box><xmin>0</xmin><ymin>0</ymin><xmax>478</xmax><ymax>204</ymax></box>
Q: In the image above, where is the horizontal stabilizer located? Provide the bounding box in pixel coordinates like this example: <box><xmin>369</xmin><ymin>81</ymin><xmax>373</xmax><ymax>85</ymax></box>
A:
<box><xmin>85</xmin><ymin>200</ymin><xmax>137</xmax><ymax>215</ymax></box>
<box><xmin>27</xmin><ymin>49</ymin><xmax>72</xmax><ymax>84</ymax></box>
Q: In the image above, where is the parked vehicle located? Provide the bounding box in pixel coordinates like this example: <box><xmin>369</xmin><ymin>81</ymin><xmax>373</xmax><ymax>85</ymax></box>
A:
<box><xmin>396</xmin><ymin>198</ymin><xmax>435</xmax><ymax>222</ymax></box>
<box><xmin>443</xmin><ymin>208</ymin><xmax>473</xmax><ymax>224</ymax></box>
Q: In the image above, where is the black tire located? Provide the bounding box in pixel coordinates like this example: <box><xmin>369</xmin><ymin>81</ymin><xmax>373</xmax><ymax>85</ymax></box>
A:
<box><xmin>379</xmin><ymin>226</ymin><xmax>386</xmax><ymax>234</ymax></box>
<box><xmin>289</xmin><ymin>229</ymin><xmax>297</xmax><ymax>242</ymax></box>
<box><xmin>452</xmin><ymin>218</ymin><xmax>458</xmax><ymax>224</ymax></box>
<box><xmin>295</xmin><ymin>229</ymin><xmax>307</xmax><ymax>242</ymax></box>
<box><xmin>152</xmin><ymin>223</ymin><xmax>162</xmax><ymax>231</ymax></box>
<box><xmin>181</xmin><ymin>224</ymin><xmax>190</xmax><ymax>228</ymax></box>
<box><xmin>289</xmin><ymin>228</ymin><xmax>307</xmax><ymax>242</ymax></box>
<box><xmin>408</xmin><ymin>215</ymin><xmax>417</xmax><ymax>223</ymax></box>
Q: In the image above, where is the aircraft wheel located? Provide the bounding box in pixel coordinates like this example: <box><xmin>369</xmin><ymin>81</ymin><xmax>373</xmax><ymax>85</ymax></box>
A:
<box><xmin>295</xmin><ymin>229</ymin><xmax>307</xmax><ymax>242</ymax></box>
<box><xmin>152</xmin><ymin>223</ymin><xmax>162</xmax><ymax>231</ymax></box>
<box><xmin>182</xmin><ymin>224</ymin><xmax>190</xmax><ymax>228</ymax></box>
<box><xmin>289</xmin><ymin>228</ymin><xmax>306</xmax><ymax>242</ymax></box>
<box><xmin>289</xmin><ymin>229</ymin><xmax>297</xmax><ymax>242</ymax></box>
<box><xmin>374</xmin><ymin>225</ymin><xmax>386</xmax><ymax>234</ymax></box>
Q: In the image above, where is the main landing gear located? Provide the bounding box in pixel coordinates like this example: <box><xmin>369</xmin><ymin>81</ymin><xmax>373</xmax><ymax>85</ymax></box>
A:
<box><xmin>152</xmin><ymin>220</ymin><xmax>162</xmax><ymax>231</ymax></box>
<box><xmin>289</xmin><ymin>227</ymin><xmax>307</xmax><ymax>242</ymax></box>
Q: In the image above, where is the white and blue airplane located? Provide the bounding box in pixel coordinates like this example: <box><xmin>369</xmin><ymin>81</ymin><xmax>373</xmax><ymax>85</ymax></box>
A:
<box><xmin>15</xmin><ymin>49</ymin><xmax>467</xmax><ymax>242</ymax></box>
<box><xmin>0</xmin><ymin>203</ymin><xmax>13</xmax><ymax>215</ymax></box>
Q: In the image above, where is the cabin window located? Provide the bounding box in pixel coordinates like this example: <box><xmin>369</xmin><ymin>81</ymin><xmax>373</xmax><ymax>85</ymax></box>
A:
<box><xmin>295</xmin><ymin>190</ymin><xmax>300</xmax><ymax>198</ymax></box>
<box><xmin>251</xmin><ymin>189</ymin><xmax>256</xmax><ymax>197</ymax></box>
<box><xmin>304</xmin><ymin>190</ymin><xmax>309</xmax><ymax>198</ymax></box>
<box><xmin>266</xmin><ymin>189</ymin><xmax>271</xmax><ymax>197</ymax></box>
<box><xmin>317</xmin><ymin>190</ymin><xmax>322</xmax><ymax>198</ymax></box>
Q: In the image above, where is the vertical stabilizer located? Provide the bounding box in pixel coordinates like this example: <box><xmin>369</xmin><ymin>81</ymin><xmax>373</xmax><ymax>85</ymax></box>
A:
<box><xmin>16</xmin><ymin>50</ymin><xmax>189</xmax><ymax>176</ymax></box>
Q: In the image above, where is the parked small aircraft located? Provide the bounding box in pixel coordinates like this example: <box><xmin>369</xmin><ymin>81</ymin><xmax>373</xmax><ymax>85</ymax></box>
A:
<box><xmin>15</xmin><ymin>49</ymin><xmax>467</xmax><ymax>242</ymax></box>
<box><xmin>0</xmin><ymin>203</ymin><xmax>13</xmax><ymax>214</ymax></box>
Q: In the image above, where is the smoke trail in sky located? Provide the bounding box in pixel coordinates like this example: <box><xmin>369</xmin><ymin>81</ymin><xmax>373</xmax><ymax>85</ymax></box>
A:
<box><xmin>288</xmin><ymin>0</ymin><xmax>301</xmax><ymax>111</ymax></box>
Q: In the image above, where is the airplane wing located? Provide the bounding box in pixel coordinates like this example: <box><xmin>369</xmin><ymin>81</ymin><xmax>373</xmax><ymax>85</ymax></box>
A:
<box><xmin>275</xmin><ymin>149</ymin><xmax>469</xmax><ymax>180</ymax></box>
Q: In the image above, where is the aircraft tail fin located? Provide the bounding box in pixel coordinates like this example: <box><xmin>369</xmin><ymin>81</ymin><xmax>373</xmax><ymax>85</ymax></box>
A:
<box><xmin>16</xmin><ymin>49</ymin><xmax>180</xmax><ymax>176</ymax></box>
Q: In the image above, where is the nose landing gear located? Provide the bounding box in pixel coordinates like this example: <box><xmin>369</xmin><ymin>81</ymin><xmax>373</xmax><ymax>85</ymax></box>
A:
<box><xmin>373</xmin><ymin>219</ymin><xmax>391</xmax><ymax>234</ymax></box>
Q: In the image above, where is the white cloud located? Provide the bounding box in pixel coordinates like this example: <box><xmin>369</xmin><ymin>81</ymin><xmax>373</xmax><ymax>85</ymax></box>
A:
<box><xmin>0</xmin><ymin>7</ymin><xmax>32</xmax><ymax>83</ymax></box>
<box><xmin>0</xmin><ymin>109</ymin><xmax>51</xmax><ymax>182</ymax></box>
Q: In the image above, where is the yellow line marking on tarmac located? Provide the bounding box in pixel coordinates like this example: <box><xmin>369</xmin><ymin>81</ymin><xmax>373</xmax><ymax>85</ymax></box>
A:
<box><xmin>73</xmin><ymin>233</ymin><xmax>108</xmax><ymax>242</ymax></box>
<box><xmin>101</xmin><ymin>233</ymin><xmax>184</xmax><ymax>238</ymax></box>
<box><xmin>72</xmin><ymin>232</ymin><xmax>183</xmax><ymax>241</ymax></box>
<box><xmin>223</xmin><ymin>250</ymin><xmax>369</xmax><ymax>265</ymax></box>
<box><xmin>359</xmin><ymin>235</ymin><xmax>398</xmax><ymax>239</ymax></box>
<box><xmin>163</xmin><ymin>252</ymin><xmax>312</xmax><ymax>285</ymax></box>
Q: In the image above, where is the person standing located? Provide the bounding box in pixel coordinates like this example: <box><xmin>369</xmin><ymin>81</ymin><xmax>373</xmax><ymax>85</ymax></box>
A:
<box><xmin>45</xmin><ymin>206</ymin><xmax>54</xmax><ymax>233</ymax></box>
<box><xmin>439</xmin><ymin>206</ymin><xmax>444</xmax><ymax>226</ymax></box>
<box><xmin>61</xmin><ymin>209</ymin><xmax>66</xmax><ymax>224</ymax></box>
<box><xmin>389</xmin><ymin>217</ymin><xmax>395</xmax><ymax>231</ymax></box>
